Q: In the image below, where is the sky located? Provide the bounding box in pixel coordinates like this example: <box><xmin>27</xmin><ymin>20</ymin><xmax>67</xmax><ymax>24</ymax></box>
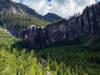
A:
<box><xmin>12</xmin><ymin>0</ymin><xmax>100</xmax><ymax>18</ymax></box>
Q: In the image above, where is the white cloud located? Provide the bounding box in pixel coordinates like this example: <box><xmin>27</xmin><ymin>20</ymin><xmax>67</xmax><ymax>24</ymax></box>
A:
<box><xmin>12</xmin><ymin>0</ymin><xmax>99</xmax><ymax>18</ymax></box>
<box><xmin>50</xmin><ymin>0</ymin><xmax>97</xmax><ymax>18</ymax></box>
<box><xmin>38</xmin><ymin>0</ymin><xmax>52</xmax><ymax>15</ymax></box>
<box><xmin>12</xmin><ymin>0</ymin><xmax>19</xmax><ymax>3</ymax></box>
<box><xmin>22</xmin><ymin>0</ymin><xmax>46</xmax><ymax>13</ymax></box>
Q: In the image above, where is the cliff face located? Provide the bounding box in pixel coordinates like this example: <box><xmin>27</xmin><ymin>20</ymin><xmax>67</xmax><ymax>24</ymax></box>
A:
<box><xmin>21</xmin><ymin>2</ymin><xmax>100</xmax><ymax>44</ymax></box>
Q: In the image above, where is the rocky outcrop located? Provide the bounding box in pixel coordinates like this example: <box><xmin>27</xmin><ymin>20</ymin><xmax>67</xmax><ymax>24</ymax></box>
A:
<box><xmin>21</xmin><ymin>2</ymin><xmax>100</xmax><ymax>44</ymax></box>
<box><xmin>0</xmin><ymin>0</ymin><xmax>25</xmax><ymax>15</ymax></box>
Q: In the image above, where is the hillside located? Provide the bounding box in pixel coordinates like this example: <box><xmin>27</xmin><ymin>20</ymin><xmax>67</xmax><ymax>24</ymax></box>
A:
<box><xmin>0</xmin><ymin>13</ymin><xmax>49</xmax><ymax>27</ymax></box>
<box><xmin>0</xmin><ymin>30</ymin><xmax>17</xmax><ymax>49</ymax></box>
<box><xmin>0</xmin><ymin>0</ymin><xmax>50</xmax><ymax>27</ymax></box>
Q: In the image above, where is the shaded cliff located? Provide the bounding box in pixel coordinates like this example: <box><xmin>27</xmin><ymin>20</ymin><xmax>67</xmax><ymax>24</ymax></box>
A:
<box><xmin>21</xmin><ymin>2</ymin><xmax>100</xmax><ymax>44</ymax></box>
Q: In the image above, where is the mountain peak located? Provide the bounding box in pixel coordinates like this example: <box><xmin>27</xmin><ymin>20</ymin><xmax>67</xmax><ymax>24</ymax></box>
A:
<box><xmin>44</xmin><ymin>13</ymin><xmax>62</xmax><ymax>22</ymax></box>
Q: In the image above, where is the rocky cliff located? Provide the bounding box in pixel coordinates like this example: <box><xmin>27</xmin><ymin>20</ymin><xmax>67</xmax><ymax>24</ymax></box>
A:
<box><xmin>21</xmin><ymin>2</ymin><xmax>100</xmax><ymax>44</ymax></box>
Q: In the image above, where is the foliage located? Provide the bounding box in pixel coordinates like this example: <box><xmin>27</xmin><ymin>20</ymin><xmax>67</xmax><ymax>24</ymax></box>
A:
<box><xmin>0</xmin><ymin>30</ymin><xmax>17</xmax><ymax>49</ymax></box>
<box><xmin>0</xmin><ymin>13</ymin><xmax>49</xmax><ymax>29</ymax></box>
<box><xmin>38</xmin><ymin>37</ymin><xmax>100</xmax><ymax>75</ymax></box>
<box><xmin>0</xmin><ymin>30</ymin><xmax>89</xmax><ymax>75</ymax></box>
<box><xmin>0</xmin><ymin>30</ymin><xmax>100</xmax><ymax>75</ymax></box>
<box><xmin>0</xmin><ymin>48</ymin><xmax>89</xmax><ymax>75</ymax></box>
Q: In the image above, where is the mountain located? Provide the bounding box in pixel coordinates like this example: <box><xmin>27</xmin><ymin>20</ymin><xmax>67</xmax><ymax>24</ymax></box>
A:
<box><xmin>0</xmin><ymin>0</ymin><xmax>61</xmax><ymax>22</ymax></box>
<box><xmin>0</xmin><ymin>0</ymin><xmax>62</xmax><ymax>29</ymax></box>
<box><xmin>44</xmin><ymin>13</ymin><xmax>62</xmax><ymax>22</ymax></box>
<box><xmin>21</xmin><ymin>1</ymin><xmax>100</xmax><ymax>44</ymax></box>
<box><xmin>0</xmin><ymin>0</ymin><xmax>49</xmax><ymax>28</ymax></box>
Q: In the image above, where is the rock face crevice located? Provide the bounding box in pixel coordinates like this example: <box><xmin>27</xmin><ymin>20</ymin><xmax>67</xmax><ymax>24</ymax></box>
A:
<box><xmin>21</xmin><ymin>2</ymin><xmax>100</xmax><ymax>44</ymax></box>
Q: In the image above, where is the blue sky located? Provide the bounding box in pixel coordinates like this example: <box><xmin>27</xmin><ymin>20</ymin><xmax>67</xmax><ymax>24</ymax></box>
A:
<box><xmin>12</xmin><ymin>0</ymin><xmax>100</xmax><ymax>18</ymax></box>
<box><xmin>19</xmin><ymin>0</ymin><xmax>23</xmax><ymax>3</ymax></box>
<box><xmin>48</xmin><ymin>0</ymin><xmax>51</xmax><ymax>2</ymax></box>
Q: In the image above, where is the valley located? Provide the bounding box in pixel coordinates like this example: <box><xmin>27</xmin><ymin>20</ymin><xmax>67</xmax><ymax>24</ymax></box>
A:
<box><xmin>0</xmin><ymin>0</ymin><xmax>100</xmax><ymax>75</ymax></box>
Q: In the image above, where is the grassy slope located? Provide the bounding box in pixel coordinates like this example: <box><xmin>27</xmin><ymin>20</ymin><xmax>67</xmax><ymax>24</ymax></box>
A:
<box><xmin>0</xmin><ymin>30</ymin><xmax>17</xmax><ymax>49</ymax></box>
